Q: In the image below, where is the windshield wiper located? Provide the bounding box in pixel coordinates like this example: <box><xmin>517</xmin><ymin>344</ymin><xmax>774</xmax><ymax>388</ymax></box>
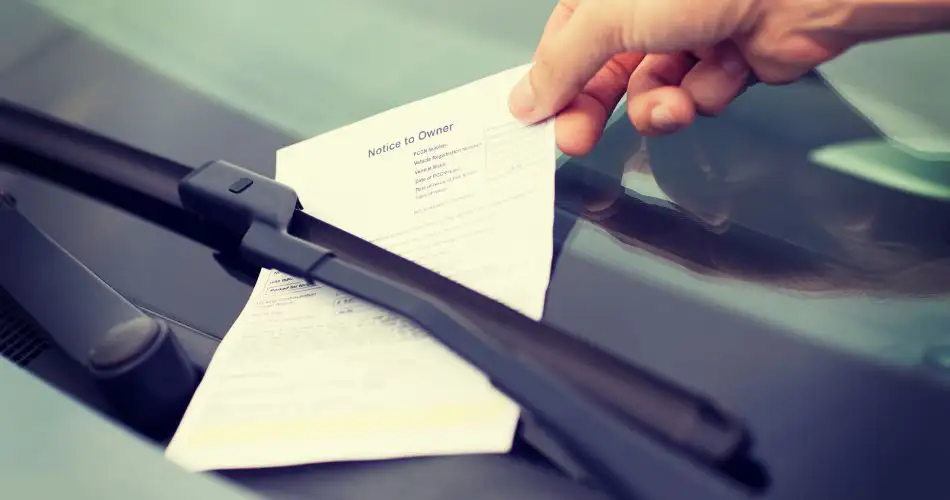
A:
<box><xmin>0</xmin><ymin>98</ymin><xmax>767</xmax><ymax>500</ymax></box>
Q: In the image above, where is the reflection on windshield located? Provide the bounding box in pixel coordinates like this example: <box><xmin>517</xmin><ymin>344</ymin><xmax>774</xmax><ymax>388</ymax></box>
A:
<box><xmin>565</xmin><ymin>81</ymin><xmax>950</xmax><ymax>298</ymax></box>
<box><xmin>818</xmin><ymin>33</ymin><xmax>950</xmax><ymax>157</ymax></box>
<box><xmin>554</xmin><ymin>75</ymin><xmax>950</xmax><ymax>375</ymax></box>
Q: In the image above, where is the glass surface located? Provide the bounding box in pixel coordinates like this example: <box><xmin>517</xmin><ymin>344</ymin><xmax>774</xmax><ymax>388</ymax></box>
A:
<box><xmin>556</xmin><ymin>107</ymin><xmax>950</xmax><ymax>376</ymax></box>
<box><xmin>7</xmin><ymin>0</ymin><xmax>950</xmax><ymax>384</ymax></box>
<box><xmin>25</xmin><ymin>0</ymin><xmax>548</xmax><ymax>139</ymax></box>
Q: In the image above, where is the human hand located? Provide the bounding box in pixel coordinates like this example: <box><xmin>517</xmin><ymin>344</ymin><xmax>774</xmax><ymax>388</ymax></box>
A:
<box><xmin>510</xmin><ymin>0</ymin><xmax>947</xmax><ymax>156</ymax></box>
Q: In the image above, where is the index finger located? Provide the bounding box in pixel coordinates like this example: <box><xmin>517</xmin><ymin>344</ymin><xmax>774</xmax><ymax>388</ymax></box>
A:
<box><xmin>537</xmin><ymin>0</ymin><xmax>639</xmax><ymax>113</ymax></box>
<box><xmin>509</xmin><ymin>0</ymin><xmax>627</xmax><ymax>123</ymax></box>
<box><xmin>554</xmin><ymin>52</ymin><xmax>643</xmax><ymax>155</ymax></box>
<box><xmin>530</xmin><ymin>1</ymin><xmax>642</xmax><ymax>155</ymax></box>
<box><xmin>534</xmin><ymin>0</ymin><xmax>581</xmax><ymax>57</ymax></box>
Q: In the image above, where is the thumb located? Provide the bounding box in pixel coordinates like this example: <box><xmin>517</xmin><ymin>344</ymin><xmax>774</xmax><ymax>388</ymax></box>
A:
<box><xmin>509</xmin><ymin>1</ymin><xmax>628</xmax><ymax>124</ymax></box>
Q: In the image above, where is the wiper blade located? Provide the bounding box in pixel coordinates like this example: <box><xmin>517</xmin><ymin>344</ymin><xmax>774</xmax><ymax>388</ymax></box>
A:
<box><xmin>0</xmin><ymin>99</ymin><xmax>766</xmax><ymax>499</ymax></box>
<box><xmin>181</xmin><ymin>160</ymin><xmax>759</xmax><ymax>496</ymax></box>
<box><xmin>288</xmin><ymin>205</ymin><xmax>749</xmax><ymax>461</ymax></box>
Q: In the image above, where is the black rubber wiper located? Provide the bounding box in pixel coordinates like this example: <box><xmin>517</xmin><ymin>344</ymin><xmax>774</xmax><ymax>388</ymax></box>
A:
<box><xmin>0</xmin><ymin>99</ymin><xmax>766</xmax><ymax>499</ymax></box>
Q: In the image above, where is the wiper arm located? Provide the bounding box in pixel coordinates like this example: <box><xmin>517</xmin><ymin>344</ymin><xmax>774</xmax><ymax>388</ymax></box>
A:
<box><xmin>0</xmin><ymin>99</ymin><xmax>766</xmax><ymax>499</ymax></box>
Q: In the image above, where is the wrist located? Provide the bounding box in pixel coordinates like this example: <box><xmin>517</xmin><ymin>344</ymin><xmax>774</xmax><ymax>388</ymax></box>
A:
<box><xmin>837</xmin><ymin>0</ymin><xmax>950</xmax><ymax>42</ymax></box>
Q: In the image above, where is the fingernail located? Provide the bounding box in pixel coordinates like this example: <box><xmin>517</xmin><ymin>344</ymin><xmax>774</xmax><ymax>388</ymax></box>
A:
<box><xmin>509</xmin><ymin>74</ymin><xmax>537</xmax><ymax>119</ymax></box>
<box><xmin>650</xmin><ymin>106</ymin><xmax>679</xmax><ymax>133</ymax></box>
<box><xmin>721</xmin><ymin>54</ymin><xmax>748</xmax><ymax>77</ymax></box>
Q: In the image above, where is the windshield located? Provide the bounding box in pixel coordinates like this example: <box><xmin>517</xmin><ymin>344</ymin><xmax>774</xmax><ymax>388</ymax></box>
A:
<box><xmin>6</xmin><ymin>2</ymin><xmax>950</xmax><ymax>387</ymax></box>
<box><xmin>8</xmin><ymin>2</ymin><xmax>950</xmax><ymax>499</ymax></box>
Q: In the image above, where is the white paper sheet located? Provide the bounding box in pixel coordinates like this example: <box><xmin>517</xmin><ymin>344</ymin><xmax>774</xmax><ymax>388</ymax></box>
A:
<box><xmin>164</xmin><ymin>65</ymin><xmax>556</xmax><ymax>471</ymax></box>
